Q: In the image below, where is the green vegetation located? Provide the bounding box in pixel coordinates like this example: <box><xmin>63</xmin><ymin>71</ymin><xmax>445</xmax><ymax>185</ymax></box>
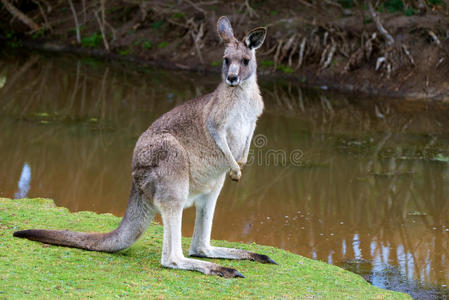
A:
<box><xmin>4</xmin><ymin>31</ymin><xmax>22</xmax><ymax>48</ymax></box>
<box><xmin>277</xmin><ymin>64</ymin><xmax>294</xmax><ymax>73</ymax></box>
<box><xmin>157</xmin><ymin>41</ymin><xmax>169</xmax><ymax>49</ymax></box>
<box><xmin>81</xmin><ymin>33</ymin><xmax>102</xmax><ymax>48</ymax></box>
<box><xmin>0</xmin><ymin>198</ymin><xmax>410</xmax><ymax>299</ymax></box>
<box><xmin>260</xmin><ymin>60</ymin><xmax>274</xmax><ymax>67</ymax></box>
<box><xmin>338</xmin><ymin>0</ymin><xmax>354</xmax><ymax>9</ymax></box>
<box><xmin>173</xmin><ymin>12</ymin><xmax>185</xmax><ymax>20</ymax></box>
<box><xmin>118</xmin><ymin>49</ymin><xmax>131</xmax><ymax>56</ymax></box>
<box><xmin>152</xmin><ymin>20</ymin><xmax>164</xmax><ymax>29</ymax></box>
<box><xmin>428</xmin><ymin>0</ymin><xmax>445</xmax><ymax>6</ymax></box>
<box><xmin>379</xmin><ymin>0</ymin><xmax>405</xmax><ymax>13</ymax></box>
<box><xmin>31</xmin><ymin>28</ymin><xmax>47</xmax><ymax>39</ymax></box>
<box><xmin>377</xmin><ymin>0</ymin><xmax>418</xmax><ymax>15</ymax></box>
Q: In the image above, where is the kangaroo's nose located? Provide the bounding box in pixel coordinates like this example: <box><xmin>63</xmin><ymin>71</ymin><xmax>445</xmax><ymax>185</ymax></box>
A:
<box><xmin>226</xmin><ymin>75</ymin><xmax>239</xmax><ymax>85</ymax></box>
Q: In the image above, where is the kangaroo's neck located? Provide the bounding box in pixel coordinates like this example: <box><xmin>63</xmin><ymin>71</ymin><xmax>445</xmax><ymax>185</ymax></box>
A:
<box><xmin>215</xmin><ymin>74</ymin><xmax>262</xmax><ymax>108</ymax></box>
<box><xmin>203</xmin><ymin>73</ymin><xmax>263</xmax><ymax>128</ymax></box>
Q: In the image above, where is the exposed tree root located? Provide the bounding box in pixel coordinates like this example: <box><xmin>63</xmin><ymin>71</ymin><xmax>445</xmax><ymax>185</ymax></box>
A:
<box><xmin>1</xmin><ymin>0</ymin><xmax>40</xmax><ymax>32</ymax></box>
<box><xmin>1</xmin><ymin>0</ymin><xmax>448</xmax><ymax>86</ymax></box>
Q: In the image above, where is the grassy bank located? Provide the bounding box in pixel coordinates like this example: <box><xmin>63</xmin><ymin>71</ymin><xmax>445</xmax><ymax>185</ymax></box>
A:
<box><xmin>0</xmin><ymin>198</ymin><xmax>410</xmax><ymax>299</ymax></box>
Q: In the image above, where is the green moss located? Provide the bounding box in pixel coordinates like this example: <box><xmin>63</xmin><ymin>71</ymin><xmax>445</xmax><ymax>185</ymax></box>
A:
<box><xmin>0</xmin><ymin>198</ymin><xmax>410</xmax><ymax>299</ymax></box>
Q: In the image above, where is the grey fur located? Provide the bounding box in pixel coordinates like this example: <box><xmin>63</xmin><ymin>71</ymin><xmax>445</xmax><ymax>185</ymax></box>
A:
<box><xmin>13</xmin><ymin>17</ymin><xmax>275</xmax><ymax>278</ymax></box>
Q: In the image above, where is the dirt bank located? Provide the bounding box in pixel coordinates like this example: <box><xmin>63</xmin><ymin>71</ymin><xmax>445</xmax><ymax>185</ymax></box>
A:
<box><xmin>1</xmin><ymin>0</ymin><xmax>449</xmax><ymax>100</ymax></box>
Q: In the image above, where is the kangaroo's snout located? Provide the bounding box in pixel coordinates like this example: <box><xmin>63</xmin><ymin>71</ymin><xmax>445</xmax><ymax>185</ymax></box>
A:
<box><xmin>226</xmin><ymin>74</ymin><xmax>239</xmax><ymax>86</ymax></box>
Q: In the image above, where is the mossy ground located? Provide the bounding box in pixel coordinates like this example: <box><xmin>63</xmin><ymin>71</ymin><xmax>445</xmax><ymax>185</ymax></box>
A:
<box><xmin>0</xmin><ymin>198</ymin><xmax>410</xmax><ymax>299</ymax></box>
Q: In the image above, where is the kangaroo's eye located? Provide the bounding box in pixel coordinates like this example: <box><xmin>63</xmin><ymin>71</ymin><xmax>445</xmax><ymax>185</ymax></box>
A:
<box><xmin>242</xmin><ymin>58</ymin><xmax>249</xmax><ymax>66</ymax></box>
<box><xmin>224</xmin><ymin>58</ymin><xmax>229</xmax><ymax>65</ymax></box>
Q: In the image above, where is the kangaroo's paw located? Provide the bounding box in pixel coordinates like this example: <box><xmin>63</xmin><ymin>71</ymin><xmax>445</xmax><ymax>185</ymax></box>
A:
<box><xmin>190</xmin><ymin>246</ymin><xmax>278</xmax><ymax>265</ymax></box>
<box><xmin>229</xmin><ymin>168</ymin><xmax>241</xmax><ymax>181</ymax></box>
<box><xmin>237</xmin><ymin>160</ymin><xmax>247</xmax><ymax>169</ymax></box>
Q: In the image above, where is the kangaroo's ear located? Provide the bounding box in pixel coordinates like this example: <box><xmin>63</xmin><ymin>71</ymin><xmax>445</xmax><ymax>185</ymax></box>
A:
<box><xmin>217</xmin><ymin>16</ymin><xmax>234</xmax><ymax>42</ymax></box>
<box><xmin>244</xmin><ymin>27</ymin><xmax>267</xmax><ymax>50</ymax></box>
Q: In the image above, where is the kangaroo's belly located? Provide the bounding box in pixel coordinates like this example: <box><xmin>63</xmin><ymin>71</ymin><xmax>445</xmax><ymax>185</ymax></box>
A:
<box><xmin>187</xmin><ymin>151</ymin><xmax>228</xmax><ymax>195</ymax></box>
<box><xmin>187</xmin><ymin>123</ymin><xmax>255</xmax><ymax>196</ymax></box>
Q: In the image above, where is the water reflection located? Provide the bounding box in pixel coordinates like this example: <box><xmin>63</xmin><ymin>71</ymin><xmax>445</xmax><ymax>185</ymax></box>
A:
<box><xmin>14</xmin><ymin>162</ymin><xmax>31</xmax><ymax>199</ymax></box>
<box><xmin>1</xmin><ymin>51</ymin><xmax>449</xmax><ymax>298</ymax></box>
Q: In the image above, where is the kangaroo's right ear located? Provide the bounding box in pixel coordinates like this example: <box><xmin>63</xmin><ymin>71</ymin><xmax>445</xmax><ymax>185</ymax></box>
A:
<box><xmin>217</xmin><ymin>16</ymin><xmax>234</xmax><ymax>43</ymax></box>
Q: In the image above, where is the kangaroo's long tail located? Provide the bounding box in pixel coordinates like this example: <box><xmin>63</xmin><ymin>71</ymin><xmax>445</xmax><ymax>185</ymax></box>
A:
<box><xmin>13</xmin><ymin>183</ymin><xmax>155</xmax><ymax>252</ymax></box>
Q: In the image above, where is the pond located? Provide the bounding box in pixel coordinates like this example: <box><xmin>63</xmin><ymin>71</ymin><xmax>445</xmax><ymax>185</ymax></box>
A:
<box><xmin>1</xmin><ymin>51</ymin><xmax>449</xmax><ymax>299</ymax></box>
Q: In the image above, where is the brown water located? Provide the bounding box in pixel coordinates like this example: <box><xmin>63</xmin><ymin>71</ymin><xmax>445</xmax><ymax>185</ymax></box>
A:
<box><xmin>1</xmin><ymin>51</ymin><xmax>449</xmax><ymax>299</ymax></box>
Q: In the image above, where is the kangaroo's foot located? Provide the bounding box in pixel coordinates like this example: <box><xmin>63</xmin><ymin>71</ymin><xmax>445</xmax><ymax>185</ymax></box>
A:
<box><xmin>189</xmin><ymin>246</ymin><xmax>277</xmax><ymax>264</ymax></box>
<box><xmin>161</xmin><ymin>256</ymin><xmax>245</xmax><ymax>278</ymax></box>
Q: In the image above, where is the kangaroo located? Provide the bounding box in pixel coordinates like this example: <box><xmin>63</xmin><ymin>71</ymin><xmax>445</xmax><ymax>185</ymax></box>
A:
<box><xmin>13</xmin><ymin>16</ymin><xmax>275</xmax><ymax>278</ymax></box>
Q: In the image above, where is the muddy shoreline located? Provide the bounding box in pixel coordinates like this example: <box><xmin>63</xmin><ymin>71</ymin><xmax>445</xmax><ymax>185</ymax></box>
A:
<box><xmin>5</xmin><ymin>37</ymin><xmax>448</xmax><ymax>102</ymax></box>
<box><xmin>1</xmin><ymin>1</ymin><xmax>449</xmax><ymax>101</ymax></box>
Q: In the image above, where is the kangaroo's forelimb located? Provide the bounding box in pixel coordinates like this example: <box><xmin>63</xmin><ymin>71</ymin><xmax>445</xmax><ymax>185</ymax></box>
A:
<box><xmin>238</xmin><ymin>122</ymin><xmax>256</xmax><ymax>168</ymax></box>
<box><xmin>207</xmin><ymin>119</ymin><xmax>241</xmax><ymax>181</ymax></box>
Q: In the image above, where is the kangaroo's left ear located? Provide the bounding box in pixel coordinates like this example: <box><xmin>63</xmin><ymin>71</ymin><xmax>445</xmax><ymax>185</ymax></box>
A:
<box><xmin>244</xmin><ymin>27</ymin><xmax>267</xmax><ymax>50</ymax></box>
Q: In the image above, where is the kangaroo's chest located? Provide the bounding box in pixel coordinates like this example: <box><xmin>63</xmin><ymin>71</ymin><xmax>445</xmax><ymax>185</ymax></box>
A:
<box><xmin>226</xmin><ymin>95</ymin><xmax>262</xmax><ymax>158</ymax></box>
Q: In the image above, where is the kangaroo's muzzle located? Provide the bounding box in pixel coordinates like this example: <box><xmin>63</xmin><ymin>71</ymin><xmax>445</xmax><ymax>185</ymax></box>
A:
<box><xmin>226</xmin><ymin>74</ymin><xmax>240</xmax><ymax>86</ymax></box>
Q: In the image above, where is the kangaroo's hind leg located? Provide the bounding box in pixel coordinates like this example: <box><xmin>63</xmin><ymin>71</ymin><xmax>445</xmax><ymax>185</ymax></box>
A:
<box><xmin>134</xmin><ymin>134</ymin><xmax>245</xmax><ymax>278</ymax></box>
<box><xmin>156</xmin><ymin>199</ymin><xmax>244</xmax><ymax>278</ymax></box>
<box><xmin>189</xmin><ymin>174</ymin><xmax>277</xmax><ymax>264</ymax></box>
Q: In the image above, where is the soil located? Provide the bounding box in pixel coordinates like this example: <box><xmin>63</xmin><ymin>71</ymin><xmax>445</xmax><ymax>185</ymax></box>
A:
<box><xmin>1</xmin><ymin>0</ymin><xmax>449</xmax><ymax>100</ymax></box>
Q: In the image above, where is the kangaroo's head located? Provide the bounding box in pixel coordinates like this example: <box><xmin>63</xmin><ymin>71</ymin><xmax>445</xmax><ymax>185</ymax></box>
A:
<box><xmin>217</xmin><ymin>16</ymin><xmax>267</xmax><ymax>87</ymax></box>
